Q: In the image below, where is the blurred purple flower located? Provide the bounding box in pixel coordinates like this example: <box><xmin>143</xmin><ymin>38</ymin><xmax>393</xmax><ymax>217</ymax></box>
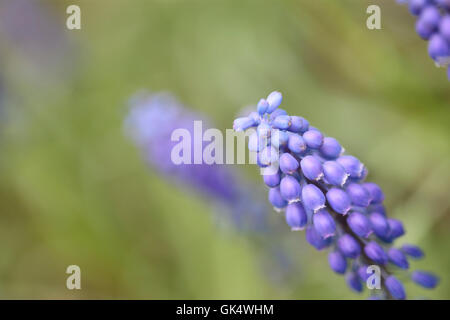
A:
<box><xmin>0</xmin><ymin>0</ymin><xmax>74</xmax><ymax>83</ymax></box>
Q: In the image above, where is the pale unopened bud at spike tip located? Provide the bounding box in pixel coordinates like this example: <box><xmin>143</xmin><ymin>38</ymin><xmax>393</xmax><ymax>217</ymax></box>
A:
<box><xmin>266</xmin><ymin>91</ymin><xmax>282</xmax><ymax>113</ymax></box>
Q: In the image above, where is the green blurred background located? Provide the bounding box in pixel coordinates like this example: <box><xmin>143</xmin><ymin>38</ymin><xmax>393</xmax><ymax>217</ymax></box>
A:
<box><xmin>0</xmin><ymin>0</ymin><xmax>449</xmax><ymax>299</ymax></box>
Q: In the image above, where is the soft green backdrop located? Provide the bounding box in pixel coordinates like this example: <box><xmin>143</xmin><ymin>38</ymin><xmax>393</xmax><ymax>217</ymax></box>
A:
<box><xmin>0</xmin><ymin>0</ymin><xmax>448</xmax><ymax>299</ymax></box>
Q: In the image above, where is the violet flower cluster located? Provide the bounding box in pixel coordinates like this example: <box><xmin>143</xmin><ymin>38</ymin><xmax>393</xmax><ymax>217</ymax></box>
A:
<box><xmin>233</xmin><ymin>91</ymin><xmax>439</xmax><ymax>299</ymax></box>
<box><xmin>397</xmin><ymin>0</ymin><xmax>450</xmax><ymax>79</ymax></box>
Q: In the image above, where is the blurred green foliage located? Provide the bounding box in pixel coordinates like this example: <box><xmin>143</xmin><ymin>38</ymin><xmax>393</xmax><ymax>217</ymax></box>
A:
<box><xmin>0</xmin><ymin>0</ymin><xmax>449</xmax><ymax>299</ymax></box>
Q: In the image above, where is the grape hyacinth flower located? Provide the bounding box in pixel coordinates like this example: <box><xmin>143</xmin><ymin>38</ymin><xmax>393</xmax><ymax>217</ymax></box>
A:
<box><xmin>397</xmin><ymin>0</ymin><xmax>450</xmax><ymax>80</ymax></box>
<box><xmin>233</xmin><ymin>91</ymin><xmax>439</xmax><ymax>299</ymax></box>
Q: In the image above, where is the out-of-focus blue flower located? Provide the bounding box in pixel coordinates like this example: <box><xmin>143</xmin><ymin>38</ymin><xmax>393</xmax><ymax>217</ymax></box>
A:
<box><xmin>411</xmin><ymin>270</ymin><xmax>440</xmax><ymax>288</ymax></box>
<box><xmin>233</xmin><ymin>91</ymin><xmax>440</xmax><ymax>299</ymax></box>
<box><xmin>385</xmin><ymin>276</ymin><xmax>406</xmax><ymax>300</ymax></box>
<box><xmin>125</xmin><ymin>92</ymin><xmax>269</xmax><ymax>231</ymax></box>
<box><xmin>0</xmin><ymin>0</ymin><xmax>75</xmax><ymax>85</ymax></box>
<box><xmin>401</xmin><ymin>243</ymin><xmax>425</xmax><ymax>259</ymax></box>
<box><xmin>398</xmin><ymin>0</ymin><xmax>450</xmax><ymax>80</ymax></box>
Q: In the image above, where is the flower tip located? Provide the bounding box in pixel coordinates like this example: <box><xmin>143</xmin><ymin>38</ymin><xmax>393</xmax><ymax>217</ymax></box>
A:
<box><xmin>266</xmin><ymin>91</ymin><xmax>283</xmax><ymax>113</ymax></box>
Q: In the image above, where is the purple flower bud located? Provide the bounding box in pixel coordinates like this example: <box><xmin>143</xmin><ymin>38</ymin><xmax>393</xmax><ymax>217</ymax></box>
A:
<box><xmin>257</xmin><ymin>122</ymin><xmax>271</xmax><ymax>138</ymax></box>
<box><xmin>257</xmin><ymin>98</ymin><xmax>269</xmax><ymax>115</ymax></box>
<box><xmin>300</xmin><ymin>155</ymin><xmax>323</xmax><ymax>181</ymax></box>
<box><xmin>336</xmin><ymin>155</ymin><xmax>363</xmax><ymax>179</ymax></box>
<box><xmin>347</xmin><ymin>212</ymin><xmax>372</xmax><ymax>238</ymax></box>
<box><xmin>273</xmin><ymin>115</ymin><xmax>291</xmax><ymax>130</ymax></box>
<box><xmin>419</xmin><ymin>6</ymin><xmax>441</xmax><ymax>30</ymax></box>
<box><xmin>266</xmin><ymin>91</ymin><xmax>282</xmax><ymax>113</ymax></box>
<box><xmin>357</xmin><ymin>264</ymin><xmax>369</xmax><ymax>281</ymax></box>
<box><xmin>363</xmin><ymin>182</ymin><xmax>385</xmax><ymax>204</ymax></box>
<box><xmin>369</xmin><ymin>212</ymin><xmax>390</xmax><ymax>238</ymax></box>
<box><xmin>416</xmin><ymin>18</ymin><xmax>434</xmax><ymax>40</ymax></box>
<box><xmin>289</xmin><ymin>116</ymin><xmax>309</xmax><ymax>133</ymax></box>
<box><xmin>319</xmin><ymin>137</ymin><xmax>342</xmax><ymax>159</ymax></box>
<box><xmin>303</xmin><ymin>129</ymin><xmax>324</xmax><ymax>149</ymax></box>
<box><xmin>401</xmin><ymin>244</ymin><xmax>424</xmax><ymax>259</ymax></box>
<box><xmin>313</xmin><ymin>209</ymin><xmax>336</xmax><ymax>238</ymax></box>
<box><xmin>280</xmin><ymin>153</ymin><xmax>299</xmax><ymax>174</ymax></box>
<box><xmin>428</xmin><ymin>34</ymin><xmax>449</xmax><ymax>60</ymax></box>
<box><xmin>409</xmin><ymin>0</ymin><xmax>429</xmax><ymax>16</ymax></box>
<box><xmin>288</xmin><ymin>133</ymin><xmax>307</xmax><ymax>153</ymax></box>
<box><xmin>385</xmin><ymin>276</ymin><xmax>406</xmax><ymax>300</ymax></box>
<box><xmin>346</xmin><ymin>183</ymin><xmax>371</xmax><ymax>207</ymax></box>
<box><xmin>328</xmin><ymin>251</ymin><xmax>347</xmax><ymax>274</ymax></box>
<box><xmin>388</xmin><ymin>248</ymin><xmax>409</xmax><ymax>269</ymax></box>
<box><xmin>268</xmin><ymin>187</ymin><xmax>287</xmax><ymax>209</ymax></box>
<box><xmin>247</xmin><ymin>111</ymin><xmax>261</xmax><ymax>125</ymax></box>
<box><xmin>387</xmin><ymin>218</ymin><xmax>405</xmax><ymax>239</ymax></box>
<box><xmin>280</xmin><ymin>175</ymin><xmax>301</xmax><ymax>203</ymax></box>
<box><xmin>337</xmin><ymin>234</ymin><xmax>361</xmax><ymax>258</ymax></box>
<box><xmin>411</xmin><ymin>271</ymin><xmax>439</xmax><ymax>289</ymax></box>
<box><xmin>301</xmin><ymin>184</ymin><xmax>326</xmax><ymax>212</ymax></box>
<box><xmin>364</xmin><ymin>241</ymin><xmax>388</xmax><ymax>265</ymax></box>
<box><xmin>440</xmin><ymin>15</ymin><xmax>450</xmax><ymax>42</ymax></box>
<box><xmin>305</xmin><ymin>226</ymin><xmax>332</xmax><ymax>250</ymax></box>
<box><xmin>346</xmin><ymin>272</ymin><xmax>363</xmax><ymax>293</ymax></box>
<box><xmin>323</xmin><ymin>161</ymin><xmax>348</xmax><ymax>186</ymax></box>
<box><xmin>233</xmin><ymin>116</ymin><xmax>255</xmax><ymax>131</ymax></box>
<box><xmin>270</xmin><ymin>108</ymin><xmax>288</xmax><ymax>120</ymax></box>
<box><xmin>285</xmin><ymin>202</ymin><xmax>308</xmax><ymax>230</ymax></box>
<box><xmin>326</xmin><ymin>188</ymin><xmax>351</xmax><ymax>215</ymax></box>
<box><xmin>248</xmin><ymin>132</ymin><xmax>266</xmax><ymax>152</ymax></box>
<box><xmin>263</xmin><ymin>171</ymin><xmax>281</xmax><ymax>188</ymax></box>
<box><xmin>271</xmin><ymin>130</ymin><xmax>289</xmax><ymax>149</ymax></box>
<box><xmin>258</xmin><ymin>146</ymin><xmax>278</xmax><ymax>167</ymax></box>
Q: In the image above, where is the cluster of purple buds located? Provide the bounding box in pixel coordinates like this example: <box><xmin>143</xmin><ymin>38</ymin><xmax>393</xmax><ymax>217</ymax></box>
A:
<box><xmin>233</xmin><ymin>91</ymin><xmax>439</xmax><ymax>299</ymax></box>
<box><xmin>397</xmin><ymin>0</ymin><xmax>450</xmax><ymax>79</ymax></box>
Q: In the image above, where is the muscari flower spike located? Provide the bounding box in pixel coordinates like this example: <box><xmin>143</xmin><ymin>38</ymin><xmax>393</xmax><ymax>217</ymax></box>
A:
<box><xmin>233</xmin><ymin>91</ymin><xmax>439</xmax><ymax>299</ymax></box>
<box><xmin>397</xmin><ymin>0</ymin><xmax>450</xmax><ymax>80</ymax></box>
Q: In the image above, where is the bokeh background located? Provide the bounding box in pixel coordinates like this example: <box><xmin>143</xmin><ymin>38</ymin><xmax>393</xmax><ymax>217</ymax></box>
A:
<box><xmin>0</xmin><ymin>0</ymin><xmax>449</xmax><ymax>299</ymax></box>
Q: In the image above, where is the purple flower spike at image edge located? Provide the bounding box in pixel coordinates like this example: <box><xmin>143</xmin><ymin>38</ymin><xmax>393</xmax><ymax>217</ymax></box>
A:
<box><xmin>233</xmin><ymin>91</ymin><xmax>439</xmax><ymax>299</ymax></box>
<box><xmin>397</xmin><ymin>0</ymin><xmax>450</xmax><ymax>80</ymax></box>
